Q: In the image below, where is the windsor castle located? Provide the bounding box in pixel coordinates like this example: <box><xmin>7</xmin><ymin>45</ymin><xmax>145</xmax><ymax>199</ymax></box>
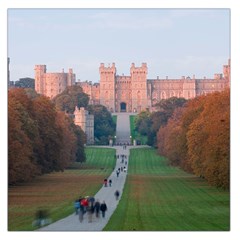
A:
<box><xmin>35</xmin><ymin>60</ymin><xmax>230</xmax><ymax>113</ymax></box>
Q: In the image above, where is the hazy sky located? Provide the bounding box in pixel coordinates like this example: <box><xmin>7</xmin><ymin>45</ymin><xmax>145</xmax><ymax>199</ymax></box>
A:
<box><xmin>8</xmin><ymin>8</ymin><xmax>230</xmax><ymax>82</ymax></box>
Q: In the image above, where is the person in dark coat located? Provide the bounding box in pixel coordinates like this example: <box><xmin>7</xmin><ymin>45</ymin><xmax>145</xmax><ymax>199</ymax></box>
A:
<box><xmin>100</xmin><ymin>201</ymin><xmax>107</xmax><ymax>218</ymax></box>
<box><xmin>94</xmin><ymin>199</ymin><xmax>100</xmax><ymax>218</ymax></box>
<box><xmin>114</xmin><ymin>190</ymin><xmax>120</xmax><ymax>200</ymax></box>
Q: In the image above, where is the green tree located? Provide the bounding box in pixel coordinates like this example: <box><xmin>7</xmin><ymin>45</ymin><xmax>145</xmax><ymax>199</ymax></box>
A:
<box><xmin>14</xmin><ymin>77</ymin><xmax>35</xmax><ymax>89</ymax></box>
<box><xmin>87</xmin><ymin>104</ymin><xmax>116</xmax><ymax>145</ymax></box>
<box><xmin>73</xmin><ymin>125</ymin><xmax>86</xmax><ymax>162</ymax></box>
<box><xmin>154</xmin><ymin>97</ymin><xmax>187</xmax><ymax>124</ymax></box>
<box><xmin>134</xmin><ymin>110</ymin><xmax>151</xmax><ymax>136</ymax></box>
<box><xmin>148</xmin><ymin>97</ymin><xmax>187</xmax><ymax>146</ymax></box>
<box><xmin>53</xmin><ymin>85</ymin><xmax>89</xmax><ymax>113</ymax></box>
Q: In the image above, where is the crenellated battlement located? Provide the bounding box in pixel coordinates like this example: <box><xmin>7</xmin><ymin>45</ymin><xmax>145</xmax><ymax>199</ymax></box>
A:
<box><xmin>35</xmin><ymin>60</ymin><xmax>230</xmax><ymax>113</ymax></box>
<box><xmin>34</xmin><ymin>65</ymin><xmax>76</xmax><ymax>99</ymax></box>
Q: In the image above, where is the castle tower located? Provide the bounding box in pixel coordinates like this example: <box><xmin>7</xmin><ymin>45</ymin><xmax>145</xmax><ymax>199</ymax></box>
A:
<box><xmin>67</xmin><ymin>68</ymin><xmax>76</xmax><ymax>86</ymax></box>
<box><xmin>34</xmin><ymin>65</ymin><xmax>46</xmax><ymax>95</ymax></box>
<box><xmin>99</xmin><ymin>63</ymin><xmax>116</xmax><ymax>112</ymax></box>
<box><xmin>130</xmin><ymin>63</ymin><xmax>148</xmax><ymax>112</ymax></box>
<box><xmin>34</xmin><ymin>65</ymin><xmax>76</xmax><ymax>99</ymax></box>
<box><xmin>74</xmin><ymin>106</ymin><xmax>94</xmax><ymax>144</ymax></box>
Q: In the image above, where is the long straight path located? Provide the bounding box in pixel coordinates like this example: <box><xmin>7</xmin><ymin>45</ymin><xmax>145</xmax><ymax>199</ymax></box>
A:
<box><xmin>39</xmin><ymin>145</ymin><xmax>130</xmax><ymax>231</ymax></box>
<box><xmin>114</xmin><ymin>113</ymin><xmax>132</xmax><ymax>144</ymax></box>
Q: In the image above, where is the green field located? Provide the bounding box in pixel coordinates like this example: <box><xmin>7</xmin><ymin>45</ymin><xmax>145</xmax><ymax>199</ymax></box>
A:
<box><xmin>129</xmin><ymin>115</ymin><xmax>147</xmax><ymax>144</ymax></box>
<box><xmin>104</xmin><ymin>148</ymin><xmax>230</xmax><ymax>231</ymax></box>
<box><xmin>112</xmin><ymin>115</ymin><xmax>117</xmax><ymax>125</ymax></box>
<box><xmin>8</xmin><ymin>147</ymin><xmax>116</xmax><ymax>231</ymax></box>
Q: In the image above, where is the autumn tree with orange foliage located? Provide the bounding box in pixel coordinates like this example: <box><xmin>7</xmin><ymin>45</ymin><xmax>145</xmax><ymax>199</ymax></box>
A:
<box><xmin>157</xmin><ymin>90</ymin><xmax>230</xmax><ymax>189</ymax></box>
<box><xmin>187</xmin><ymin>90</ymin><xmax>230</xmax><ymax>189</ymax></box>
<box><xmin>8</xmin><ymin>88</ymin><xmax>86</xmax><ymax>185</ymax></box>
<box><xmin>8</xmin><ymin>95</ymin><xmax>39</xmax><ymax>183</ymax></box>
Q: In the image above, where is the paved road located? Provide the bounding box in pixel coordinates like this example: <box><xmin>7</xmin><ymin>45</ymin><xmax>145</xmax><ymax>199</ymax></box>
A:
<box><xmin>114</xmin><ymin>113</ymin><xmax>134</xmax><ymax>144</ymax></box>
<box><xmin>39</xmin><ymin>145</ymin><xmax>130</xmax><ymax>231</ymax></box>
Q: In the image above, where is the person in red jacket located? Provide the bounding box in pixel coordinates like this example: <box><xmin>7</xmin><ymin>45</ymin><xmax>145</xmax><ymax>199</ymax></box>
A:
<box><xmin>104</xmin><ymin>178</ymin><xmax>108</xmax><ymax>187</ymax></box>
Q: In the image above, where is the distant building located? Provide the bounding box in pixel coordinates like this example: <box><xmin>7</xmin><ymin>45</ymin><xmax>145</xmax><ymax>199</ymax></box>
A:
<box><xmin>34</xmin><ymin>65</ymin><xmax>76</xmax><ymax>99</ymax></box>
<box><xmin>78</xmin><ymin>60</ymin><xmax>230</xmax><ymax>113</ymax></box>
<box><xmin>35</xmin><ymin>60</ymin><xmax>230</xmax><ymax>112</ymax></box>
<box><xmin>74</xmin><ymin>107</ymin><xmax>94</xmax><ymax>145</ymax></box>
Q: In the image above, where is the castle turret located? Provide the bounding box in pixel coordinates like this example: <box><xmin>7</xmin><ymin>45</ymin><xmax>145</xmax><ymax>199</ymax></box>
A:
<box><xmin>99</xmin><ymin>63</ymin><xmax>116</xmax><ymax>112</ymax></box>
<box><xmin>34</xmin><ymin>65</ymin><xmax>46</xmax><ymax>94</ymax></box>
<box><xmin>67</xmin><ymin>68</ymin><xmax>76</xmax><ymax>86</ymax></box>
<box><xmin>130</xmin><ymin>63</ymin><xmax>148</xmax><ymax>112</ymax></box>
<box><xmin>74</xmin><ymin>107</ymin><xmax>94</xmax><ymax>144</ymax></box>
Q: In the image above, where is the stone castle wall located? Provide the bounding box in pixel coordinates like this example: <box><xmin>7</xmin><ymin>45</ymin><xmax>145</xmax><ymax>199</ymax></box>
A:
<box><xmin>34</xmin><ymin>65</ymin><xmax>76</xmax><ymax>99</ymax></box>
<box><xmin>81</xmin><ymin>60</ymin><xmax>230</xmax><ymax>113</ymax></box>
<box><xmin>35</xmin><ymin>60</ymin><xmax>230</xmax><ymax>113</ymax></box>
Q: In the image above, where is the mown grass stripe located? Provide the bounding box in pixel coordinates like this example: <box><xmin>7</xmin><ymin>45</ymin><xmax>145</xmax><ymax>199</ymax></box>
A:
<box><xmin>8</xmin><ymin>147</ymin><xmax>116</xmax><ymax>231</ymax></box>
<box><xmin>104</xmin><ymin>148</ymin><xmax>229</xmax><ymax>231</ymax></box>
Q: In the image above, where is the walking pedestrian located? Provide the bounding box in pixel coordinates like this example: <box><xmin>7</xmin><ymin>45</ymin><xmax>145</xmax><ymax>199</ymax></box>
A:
<box><xmin>109</xmin><ymin>179</ymin><xmax>112</xmax><ymax>187</ymax></box>
<box><xmin>79</xmin><ymin>202</ymin><xmax>85</xmax><ymax>222</ymax></box>
<box><xmin>94</xmin><ymin>199</ymin><xmax>100</xmax><ymax>218</ymax></box>
<box><xmin>74</xmin><ymin>199</ymin><xmax>80</xmax><ymax>215</ymax></box>
<box><xmin>104</xmin><ymin>178</ymin><xmax>108</xmax><ymax>187</ymax></box>
<box><xmin>100</xmin><ymin>201</ymin><xmax>107</xmax><ymax>218</ymax></box>
<box><xmin>87</xmin><ymin>201</ymin><xmax>94</xmax><ymax>223</ymax></box>
<box><xmin>114</xmin><ymin>190</ymin><xmax>120</xmax><ymax>200</ymax></box>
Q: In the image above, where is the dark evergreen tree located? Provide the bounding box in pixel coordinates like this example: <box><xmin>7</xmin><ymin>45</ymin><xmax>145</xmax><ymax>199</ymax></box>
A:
<box><xmin>53</xmin><ymin>85</ymin><xmax>89</xmax><ymax>113</ymax></box>
<box><xmin>87</xmin><ymin>104</ymin><xmax>116</xmax><ymax>145</ymax></box>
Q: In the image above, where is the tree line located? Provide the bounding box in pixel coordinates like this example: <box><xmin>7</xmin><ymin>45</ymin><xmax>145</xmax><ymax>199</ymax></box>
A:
<box><xmin>134</xmin><ymin>90</ymin><xmax>229</xmax><ymax>189</ymax></box>
<box><xmin>8</xmin><ymin>88</ymin><xmax>86</xmax><ymax>185</ymax></box>
<box><xmin>8</xmin><ymin>86</ymin><xmax>116</xmax><ymax>184</ymax></box>
<box><xmin>157</xmin><ymin>89</ymin><xmax>229</xmax><ymax>189</ymax></box>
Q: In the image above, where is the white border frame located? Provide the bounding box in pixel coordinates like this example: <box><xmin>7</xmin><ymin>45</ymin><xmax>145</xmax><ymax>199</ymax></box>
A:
<box><xmin>1</xmin><ymin>1</ymin><xmax>239</xmax><ymax>240</ymax></box>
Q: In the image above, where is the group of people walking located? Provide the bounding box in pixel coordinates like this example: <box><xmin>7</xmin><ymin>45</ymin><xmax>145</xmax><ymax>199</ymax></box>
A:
<box><xmin>73</xmin><ymin>147</ymin><xmax>126</xmax><ymax>225</ymax></box>
<box><xmin>74</xmin><ymin>197</ymin><xmax>107</xmax><ymax>223</ymax></box>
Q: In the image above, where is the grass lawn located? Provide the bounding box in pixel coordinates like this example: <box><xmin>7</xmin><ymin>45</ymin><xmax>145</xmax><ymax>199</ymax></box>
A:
<box><xmin>104</xmin><ymin>148</ymin><xmax>230</xmax><ymax>231</ymax></box>
<box><xmin>129</xmin><ymin>115</ymin><xmax>147</xmax><ymax>144</ymax></box>
<box><xmin>8</xmin><ymin>147</ymin><xmax>116</xmax><ymax>231</ymax></box>
<box><xmin>112</xmin><ymin>115</ymin><xmax>117</xmax><ymax>125</ymax></box>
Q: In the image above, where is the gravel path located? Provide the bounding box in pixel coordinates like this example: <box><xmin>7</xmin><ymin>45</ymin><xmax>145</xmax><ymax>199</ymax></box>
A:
<box><xmin>39</xmin><ymin>145</ymin><xmax>130</xmax><ymax>231</ymax></box>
